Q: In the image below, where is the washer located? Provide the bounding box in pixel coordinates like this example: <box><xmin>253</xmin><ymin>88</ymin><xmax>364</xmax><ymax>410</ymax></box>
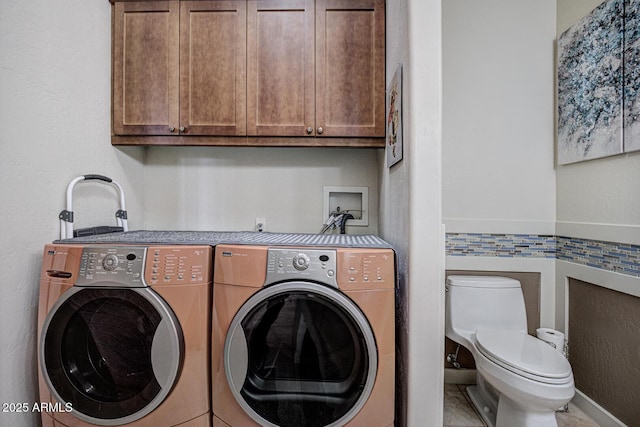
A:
<box><xmin>37</xmin><ymin>244</ymin><xmax>212</xmax><ymax>427</ymax></box>
<box><xmin>211</xmin><ymin>244</ymin><xmax>395</xmax><ymax>427</ymax></box>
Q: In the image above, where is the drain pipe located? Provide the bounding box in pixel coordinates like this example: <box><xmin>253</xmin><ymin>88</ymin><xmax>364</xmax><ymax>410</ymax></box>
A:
<box><xmin>339</xmin><ymin>213</ymin><xmax>354</xmax><ymax>234</ymax></box>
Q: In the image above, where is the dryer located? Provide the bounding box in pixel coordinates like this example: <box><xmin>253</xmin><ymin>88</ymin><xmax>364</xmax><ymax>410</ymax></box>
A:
<box><xmin>37</xmin><ymin>244</ymin><xmax>212</xmax><ymax>427</ymax></box>
<box><xmin>211</xmin><ymin>244</ymin><xmax>395</xmax><ymax>427</ymax></box>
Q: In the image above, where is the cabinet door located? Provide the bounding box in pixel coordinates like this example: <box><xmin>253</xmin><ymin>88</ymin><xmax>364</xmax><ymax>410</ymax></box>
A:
<box><xmin>112</xmin><ymin>1</ymin><xmax>179</xmax><ymax>135</ymax></box>
<box><xmin>316</xmin><ymin>0</ymin><xmax>385</xmax><ymax>137</ymax></box>
<box><xmin>247</xmin><ymin>0</ymin><xmax>315</xmax><ymax>136</ymax></box>
<box><xmin>180</xmin><ymin>1</ymin><xmax>246</xmax><ymax>135</ymax></box>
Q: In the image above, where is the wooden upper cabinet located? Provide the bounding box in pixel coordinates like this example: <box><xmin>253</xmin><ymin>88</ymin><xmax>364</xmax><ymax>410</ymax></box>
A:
<box><xmin>247</xmin><ymin>0</ymin><xmax>315</xmax><ymax>136</ymax></box>
<box><xmin>180</xmin><ymin>1</ymin><xmax>246</xmax><ymax>135</ymax></box>
<box><xmin>247</xmin><ymin>0</ymin><xmax>385</xmax><ymax>138</ymax></box>
<box><xmin>316</xmin><ymin>0</ymin><xmax>385</xmax><ymax>137</ymax></box>
<box><xmin>112</xmin><ymin>0</ymin><xmax>246</xmax><ymax>136</ymax></box>
<box><xmin>113</xmin><ymin>1</ymin><xmax>179</xmax><ymax>135</ymax></box>
<box><xmin>110</xmin><ymin>0</ymin><xmax>385</xmax><ymax>144</ymax></box>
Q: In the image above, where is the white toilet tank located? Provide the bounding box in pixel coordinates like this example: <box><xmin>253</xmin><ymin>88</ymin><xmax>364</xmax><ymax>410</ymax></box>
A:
<box><xmin>445</xmin><ymin>276</ymin><xmax>528</xmax><ymax>348</ymax></box>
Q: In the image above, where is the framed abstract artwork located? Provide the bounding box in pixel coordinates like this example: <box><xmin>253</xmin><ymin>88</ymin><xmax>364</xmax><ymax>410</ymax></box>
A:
<box><xmin>557</xmin><ymin>0</ymin><xmax>624</xmax><ymax>164</ymax></box>
<box><xmin>386</xmin><ymin>64</ymin><xmax>403</xmax><ymax>168</ymax></box>
<box><xmin>624</xmin><ymin>0</ymin><xmax>640</xmax><ymax>152</ymax></box>
<box><xmin>558</xmin><ymin>0</ymin><xmax>640</xmax><ymax>164</ymax></box>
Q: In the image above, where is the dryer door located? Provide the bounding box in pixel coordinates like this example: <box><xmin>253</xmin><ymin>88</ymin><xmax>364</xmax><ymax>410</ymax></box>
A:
<box><xmin>40</xmin><ymin>286</ymin><xmax>183</xmax><ymax>426</ymax></box>
<box><xmin>225</xmin><ymin>281</ymin><xmax>377</xmax><ymax>427</ymax></box>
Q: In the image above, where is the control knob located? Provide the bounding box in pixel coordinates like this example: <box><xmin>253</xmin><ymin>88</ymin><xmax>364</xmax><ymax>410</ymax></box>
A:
<box><xmin>102</xmin><ymin>254</ymin><xmax>119</xmax><ymax>271</ymax></box>
<box><xmin>292</xmin><ymin>253</ymin><xmax>310</xmax><ymax>271</ymax></box>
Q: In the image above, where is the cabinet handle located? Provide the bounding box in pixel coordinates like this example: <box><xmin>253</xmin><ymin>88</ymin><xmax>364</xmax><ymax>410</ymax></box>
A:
<box><xmin>179</xmin><ymin>126</ymin><xmax>186</xmax><ymax>133</ymax></box>
<box><xmin>169</xmin><ymin>126</ymin><xmax>176</xmax><ymax>133</ymax></box>
<box><xmin>306</xmin><ymin>126</ymin><xmax>313</xmax><ymax>134</ymax></box>
<box><xmin>317</xmin><ymin>127</ymin><xmax>324</xmax><ymax>135</ymax></box>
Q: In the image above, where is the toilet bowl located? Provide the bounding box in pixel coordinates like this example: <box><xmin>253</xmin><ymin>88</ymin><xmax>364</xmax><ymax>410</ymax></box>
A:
<box><xmin>445</xmin><ymin>276</ymin><xmax>575</xmax><ymax>427</ymax></box>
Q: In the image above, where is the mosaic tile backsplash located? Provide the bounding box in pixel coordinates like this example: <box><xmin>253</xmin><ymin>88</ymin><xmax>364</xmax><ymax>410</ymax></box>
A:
<box><xmin>446</xmin><ymin>233</ymin><xmax>640</xmax><ymax>278</ymax></box>
<box><xmin>447</xmin><ymin>233</ymin><xmax>557</xmax><ymax>258</ymax></box>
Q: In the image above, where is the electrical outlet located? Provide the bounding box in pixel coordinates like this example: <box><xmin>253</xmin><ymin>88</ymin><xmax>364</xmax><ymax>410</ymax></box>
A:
<box><xmin>255</xmin><ymin>218</ymin><xmax>266</xmax><ymax>232</ymax></box>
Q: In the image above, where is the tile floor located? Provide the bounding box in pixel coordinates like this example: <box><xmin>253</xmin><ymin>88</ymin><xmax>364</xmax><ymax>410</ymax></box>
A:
<box><xmin>444</xmin><ymin>384</ymin><xmax>600</xmax><ymax>427</ymax></box>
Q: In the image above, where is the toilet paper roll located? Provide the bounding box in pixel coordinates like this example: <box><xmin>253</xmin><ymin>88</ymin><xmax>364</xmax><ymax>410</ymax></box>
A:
<box><xmin>536</xmin><ymin>328</ymin><xmax>566</xmax><ymax>355</ymax></box>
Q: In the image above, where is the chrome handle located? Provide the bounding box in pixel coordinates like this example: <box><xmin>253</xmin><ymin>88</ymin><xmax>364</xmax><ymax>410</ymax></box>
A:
<box><xmin>169</xmin><ymin>126</ymin><xmax>176</xmax><ymax>133</ymax></box>
<box><xmin>306</xmin><ymin>126</ymin><xmax>313</xmax><ymax>134</ymax></box>
<box><xmin>317</xmin><ymin>127</ymin><xmax>324</xmax><ymax>135</ymax></box>
<box><xmin>179</xmin><ymin>126</ymin><xmax>186</xmax><ymax>133</ymax></box>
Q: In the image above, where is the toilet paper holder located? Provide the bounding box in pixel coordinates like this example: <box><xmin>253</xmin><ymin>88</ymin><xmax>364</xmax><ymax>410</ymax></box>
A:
<box><xmin>536</xmin><ymin>328</ymin><xmax>570</xmax><ymax>412</ymax></box>
<box><xmin>536</xmin><ymin>327</ymin><xmax>568</xmax><ymax>356</ymax></box>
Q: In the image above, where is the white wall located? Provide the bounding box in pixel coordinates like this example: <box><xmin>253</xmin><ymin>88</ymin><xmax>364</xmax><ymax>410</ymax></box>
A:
<box><xmin>143</xmin><ymin>146</ymin><xmax>380</xmax><ymax>234</ymax></box>
<box><xmin>0</xmin><ymin>2</ymin><xmax>445</xmax><ymax>427</ymax></box>
<box><xmin>0</xmin><ymin>3</ymin><xmax>383</xmax><ymax>426</ymax></box>
<box><xmin>443</xmin><ymin>0</ymin><xmax>557</xmax><ymax>236</ymax></box>
<box><xmin>381</xmin><ymin>0</ymin><xmax>444</xmax><ymax>425</ymax></box>
<box><xmin>555</xmin><ymin>3</ymin><xmax>639</xmax><ymax>423</ymax></box>
<box><xmin>556</xmin><ymin>0</ymin><xmax>640</xmax><ymax>246</ymax></box>
<box><xmin>439</xmin><ymin>2</ymin><xmax>639</xmax><ymax>423</ymax></box>
<box><xmin>442</xmin><ymin>0</ymin><xmax>558</xmax><ymax>330</ymax></box>
<box><xmin>0</xmin><ymin>1</ymin><xmax>145</xmax><ymax>426</ymax></box>
<box><xmin>405</xmin><ymin>0</ymin><xmax>444</xmax><ymax>423</ymax></box>
<box><xmin>379</xmin><ymin>0</ymin><xmax>411</xmax><ymax>421</ymax></box>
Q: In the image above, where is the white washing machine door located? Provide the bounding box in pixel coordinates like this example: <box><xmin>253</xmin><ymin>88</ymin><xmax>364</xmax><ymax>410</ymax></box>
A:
<box><xmin>40</xmin><ymin>285</ymin><xmax>184</xmax><ymax>426</ymax></box>
<box><xmin>225</xmin><ymin>281</ymin><xmax>378</xmax><ymax>427</ymax></box>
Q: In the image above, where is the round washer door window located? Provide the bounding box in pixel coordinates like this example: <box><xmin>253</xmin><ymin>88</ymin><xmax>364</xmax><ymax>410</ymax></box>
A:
<box><xmin>40</xmin><ymin>287</ymin><xmax>183</xmax><ymax>426</ymax></box>
<box><xmin>225</xmin><ymin>282</ymin><xmax>377</xmax><ymax>427</ymax></box>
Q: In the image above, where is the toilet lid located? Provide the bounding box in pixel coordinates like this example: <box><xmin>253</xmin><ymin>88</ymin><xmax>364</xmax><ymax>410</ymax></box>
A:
<box><xmin>476</xmin><ymin>329</ymin><xmax>572</xmax><ymax>384</ymax></box>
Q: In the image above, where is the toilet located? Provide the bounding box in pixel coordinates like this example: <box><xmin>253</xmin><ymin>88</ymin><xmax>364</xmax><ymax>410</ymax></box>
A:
<box><xmin>445</xmin><ymin>275</ymin><xmax>575</xmax><ymax>427</ymax></box>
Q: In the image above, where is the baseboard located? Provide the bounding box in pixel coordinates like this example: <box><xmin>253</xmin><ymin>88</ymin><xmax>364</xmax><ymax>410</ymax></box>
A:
<box><xmin>571</xmin><ymin>390</ymin><xmax>627</xmax><ymax>427</ymax></box>
<box><xmin>444</xmin><ymin>368</ymin><xmax>476</xmax><ymax>385</ymax></box>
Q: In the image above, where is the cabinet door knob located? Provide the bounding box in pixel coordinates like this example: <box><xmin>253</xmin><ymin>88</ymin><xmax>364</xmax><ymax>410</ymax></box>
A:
<box><xmin>179</xmin><ymin>126</ymin><xmax>186</xmax><ymax>133</ymax></box>
<box><xmin>306</xmin><ymin>126</ymin><xmax>313</xmax><ymax>134</ymax></box>
<box><xmin>317</xmin><ymin>127</ymin><xmax>324</xmax><ymax>135</ymax></box>
<box><xmin>169</xmin><ymin>126</ymin><xmax>176</xmax><ymax>133</ymax></box>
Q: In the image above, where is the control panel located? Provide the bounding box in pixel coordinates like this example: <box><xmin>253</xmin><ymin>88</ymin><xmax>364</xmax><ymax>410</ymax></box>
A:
<box><xmin>75</xmin><ymin>246</ymin><xmax>211</xmax><ymax>287</ymax></box>
<box><xmin>266</xmin><ymin>248</ymin><xmax>338</xmax><ymax>287</ymax></box>
<box><xmin>144</xmin><ymin>246</ymin><xmax>210</xmax><ymax>285</ymax></box>
<box><xmin>336</xmin><ymin>249</ymin><xmax>395</xmax><ymax>289</ymax></box>
<box><xmin>77</xmin><ymin>246</ymin><xmax>147</xmax><ymax>287</ymax></box>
